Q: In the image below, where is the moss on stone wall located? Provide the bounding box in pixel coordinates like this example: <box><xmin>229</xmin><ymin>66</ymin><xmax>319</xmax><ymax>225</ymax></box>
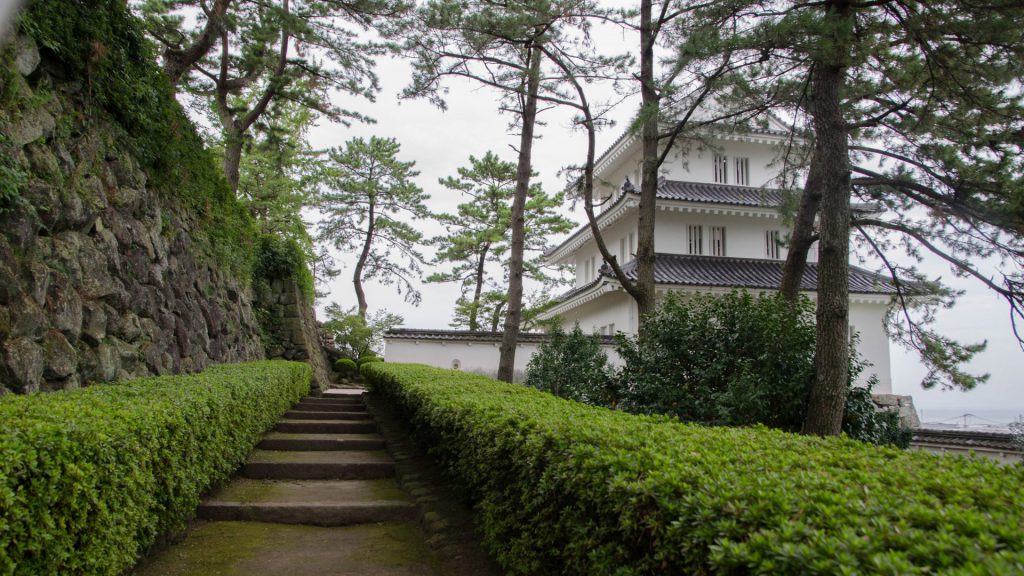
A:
<box><xmin>14</xmin><ymin>0</ymin><xmax>257</xmax><ymax>276</ymax></box>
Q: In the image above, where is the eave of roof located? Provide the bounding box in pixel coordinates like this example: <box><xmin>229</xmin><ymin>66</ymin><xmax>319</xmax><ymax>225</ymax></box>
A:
<box><xmin>384</xmin><ymin>328</ymin><xmax>615</xmax><ymax>345</ymax></box>
<box><xmin>541</xmin><ymin>254</ymin><xmax>897</xmax><ymax>318</ymax></box>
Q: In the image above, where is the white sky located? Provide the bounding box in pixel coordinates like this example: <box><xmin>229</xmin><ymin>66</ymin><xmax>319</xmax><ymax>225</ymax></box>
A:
<box><xmin>306</xmin><ymin>48</ymin><xmax>1023</xmax><ymax>417</ymax></box>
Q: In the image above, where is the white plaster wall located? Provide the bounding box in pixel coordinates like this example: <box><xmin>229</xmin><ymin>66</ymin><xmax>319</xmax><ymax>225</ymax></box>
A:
<box><xmin>598</xmin><ymin>136</ymin><xmax>784</xmax><ymax>196</ymax></box>
<box><xmin>850</xmin><ymin>300</ymin><xmax>893</xmax><ymax>393</ymax></box>
<box><xmin>574</xmin><ymin>218</ymin><xmax>637</xmax><ymax>285</ymax></box>
<box><xmin>652</xmin><ymin>211</ymin><xmax>791</xmax><ymax>261</ymax></box>
<box><xmin>384</xmin><ymin>338</ymin><xmax>622</xmax><ymax>378</ymax></box>
<box><xmin>557</xmin><ymin>290</ymin><xmax>633</xmax><ymax>336</ymax></box>
<box><xmin>666</xmin><ymin>139</ymin><xmax>780</xmax><ymax>188</ymax></box>
<box><xmin>384</xmin><ymin>339</ymin><xmax>542</xmax><ymax>381</ymax></box>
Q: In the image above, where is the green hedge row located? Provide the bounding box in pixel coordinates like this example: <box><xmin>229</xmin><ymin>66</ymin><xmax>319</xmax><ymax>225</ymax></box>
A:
<box><xmin>364</xmin><ymin>363</ymin><xmax>1024</xmax><ymax>575</ymax></box>
<box><xmin>0</xmin><ymin>361</ymin><xmax>310</xmax><ymax>576</ymax></box>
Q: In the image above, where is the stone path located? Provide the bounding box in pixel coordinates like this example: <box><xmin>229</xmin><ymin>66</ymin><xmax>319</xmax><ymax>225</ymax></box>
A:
<box><xmin>133</xmin><ymin>390</ymin><xmax>462</xmax><ymax>576</ymax></box>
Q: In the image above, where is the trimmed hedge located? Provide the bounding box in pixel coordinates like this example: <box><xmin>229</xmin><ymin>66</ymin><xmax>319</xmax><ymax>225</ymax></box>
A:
<box><xmin>335</xmin><ymin>358</ymin><xmax>358</xmax><ymax>377</ymax></box>
<box><xmin>0</xmin><ymin>361</ymin><xmax>310</xmax><ymax>576</ymax></box>
<box><xmin>364</xmin><ymin>363</ymin><xmax>1024</xmax><ymax>575</ymax></box>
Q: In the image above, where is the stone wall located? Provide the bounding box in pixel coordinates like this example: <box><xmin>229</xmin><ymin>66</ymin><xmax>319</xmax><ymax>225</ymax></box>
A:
<box><xmin>873</xmin><ymin>394</ymin><xmax>921</xmax><ymax>429</ymax></box>
<box><xmin>0</xmin><ymin>34</ymin><xmax>264</xmax><ymax>393</ymax></box>
<box><xmin>255</xmin><ymin>279</ymin><xmax>332</xmax><ymax>393</ymax></box>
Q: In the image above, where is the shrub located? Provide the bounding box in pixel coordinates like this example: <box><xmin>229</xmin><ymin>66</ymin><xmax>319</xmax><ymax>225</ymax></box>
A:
<box><xmin>525</xmin><ymin>323</ymin><xmax>615</xmax><ymax>406</ymax></box>
<box><xmin>613</xmin><ymin>291</ymin><xmax>900</xmax><ymax>444</ymax></box>
<box><xmin>364</xmin><ymin>363</ymin><xmax>1024</xmax><ymax>575</ymax></box>
<box><xmin>335</xmin><ymin>358</ymin><xmax>358</xmax><ymax>377</ymax></box>
<box><xmin>0</xmin><ymin>361</ymin><xmax>310</xmax><ymax>575</ymax></box>
<box><xmin>358</xmin><ymin>357</ymin><xmax>383</xmax><ymax>379</ymax></box>
<box><xmin>616</xmin><ymin>291</ymin><xmax>816</xmax><ymax>428</ymax></box>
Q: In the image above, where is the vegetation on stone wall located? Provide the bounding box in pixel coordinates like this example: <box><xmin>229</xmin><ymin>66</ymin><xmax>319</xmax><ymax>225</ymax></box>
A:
<box><xmin>0</xmin><ymin>361</ymin><xmax>311</xmax><ymax>575</ymax></box>
<box><xmin>13</xmin><ymin>0</ymin><xmax>257</xmax><ymax>276</ymax></box>
<box><xmin>364</xmin><ymin>362</ymin><xmax>1024</xmax><ymax>575</ymax></box>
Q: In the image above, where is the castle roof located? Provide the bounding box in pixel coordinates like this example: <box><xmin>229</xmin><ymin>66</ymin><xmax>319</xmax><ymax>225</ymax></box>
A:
<box><xmin>549</xmin><ymin>254</ymin><xmax>897</xmax><ymax>312</ymax></box>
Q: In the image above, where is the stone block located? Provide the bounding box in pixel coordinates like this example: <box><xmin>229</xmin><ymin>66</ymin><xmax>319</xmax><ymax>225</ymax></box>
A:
<box><xmin>94</xmin><ymin>342</ymin><xmax>120</xmax><ymax>382</ymax></box>
<box><xmin>872</xmin><ymin>394</ymin><xmax>900</xmax><ymax>408</ymax></box>
<box><xmin>81</xmin><ymin>301</ymin><xmax>107</xmax><ymax>346</ymax></box>
<box><xmin>9</xmin><ymin>107</ymin><xmax>55</xmax><ymax>147</ymax></box>
<box><xmin>14</xmin><ymin>35</ymin><xmax>40</xmax><ymax>76</ymax></box>
<box><xmin>42</xmin><ymin>329</ymin><xmax>77</xmax><ymax>379</ymax></box>
<box><xmin>9</xmin><ymin>293</ymin><xmax>47</xmax><ymax>339</ymax></box>
<box><xmin>3</xmin><ymin>337</ymin><xmax>43</xmax><ymax>394</ymax></box>
<box><xmin>46</xmin><ymin>274</ymin><xmax>83</xmax><ymax>340</ymax></box>
<box><xmin>111</xmin><ymin>311</ymin><xmax>143</xmax><ymax>342</ymax></box>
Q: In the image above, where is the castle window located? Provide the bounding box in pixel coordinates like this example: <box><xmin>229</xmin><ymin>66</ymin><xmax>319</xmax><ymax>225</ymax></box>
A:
<box><xmin>687</xmin><ymin>225</ymin><xmax>704</xmax><ymax>255</ymax></box>
<box><xmin>619</xmin><ymin>237</ymin><xmax>626</xmax><ymax>264</ymax></box>
<box><xmin>713</xmin><ymin>154</ymin><xmax>728</xmax><ymax>183</ymax></box>
<box><xmin>628</xmin><ymin>232</ymin><xmax>635</xmax><ymax>258</ymax></box>
<box><xmin>735</xmin><ymin>157</ymin><xmax>750</xmax><ymax>186</ymax></box>
<box><xmin>765</xmin><ymin>230</ymin><xmax>782</xmax><ymax>259</ymax></box>
<box><xmin>710</xmin><ymin>226</ymin><xmax>727</xmax><ymax>256</ymax></box>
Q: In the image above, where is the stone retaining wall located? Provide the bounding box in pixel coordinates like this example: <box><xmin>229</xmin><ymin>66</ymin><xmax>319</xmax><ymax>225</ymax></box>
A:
<box><xmin>0</xmin><ymin>34</ymin><xmax>264</xmax><ymax>393</ymax></box>
<box><xmin>256</xmin><ymin>278</ymin><xmax>332</xmax><ymax>393</ymax></box>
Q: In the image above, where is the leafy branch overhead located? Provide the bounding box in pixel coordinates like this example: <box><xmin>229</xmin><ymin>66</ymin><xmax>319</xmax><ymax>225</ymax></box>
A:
<box><xmin>137</xmin><ymin>0</ymin><xmax>410</xmax><ymax>190</ymax></box>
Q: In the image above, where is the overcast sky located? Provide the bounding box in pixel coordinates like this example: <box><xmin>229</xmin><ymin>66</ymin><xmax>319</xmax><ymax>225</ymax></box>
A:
<box><xmin>307</xmin><ymin>45</ymin><xmax>1023</xmax><ymax>418</ymax></box>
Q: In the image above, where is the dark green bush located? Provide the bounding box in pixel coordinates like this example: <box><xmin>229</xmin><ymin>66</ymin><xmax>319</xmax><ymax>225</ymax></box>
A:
<box><xmin>612</xmin><ymin>291</ymin><xmax>900</xmax><ymax>444</ymax></box>
<box><xmin>358</xmin><ymin>357</ymin><xmax>384</xmax><ymax>379</ymax></box>
<box><xmin>335</xmin><ymin>358</ymin><xmax>358</xmax><ymax>377</ymax></box>
<box><xmin>525</xmin><ymin>323</ymin><xmax>615</xmax><ymax>406</ymax></box>
<box><xmin>0</xmin><ymin>361</ymin><xmax>310</xmax><ymax>575</ymax></box>
<box><xmin>364</xmin><ymin>363</ymin><xmax>1024</xmax><ymax>575</ymax></box>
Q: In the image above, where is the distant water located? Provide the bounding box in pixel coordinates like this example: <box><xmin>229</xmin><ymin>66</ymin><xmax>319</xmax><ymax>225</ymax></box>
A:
<box><xmin>917</xmin><ymin>408</ymin><xmax>1023</xmax><ymax>431</ymax></box>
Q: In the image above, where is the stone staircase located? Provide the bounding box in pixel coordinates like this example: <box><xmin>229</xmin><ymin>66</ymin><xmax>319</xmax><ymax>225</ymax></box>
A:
<box><xmin>134</xmin><ymin>390</ymin><xmax>446</xmax><ymax>576</ymax></box>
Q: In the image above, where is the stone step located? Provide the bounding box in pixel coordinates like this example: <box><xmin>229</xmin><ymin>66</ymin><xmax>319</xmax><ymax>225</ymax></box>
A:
<box><xmin>292</xmin><ymin>403</ymin><xmax>367</xmax><ymax>412</ymax></box>
<box><xmin>132</xmin><ymin>521</ymin><xmax>443</xmax><ymax>576</ymax></box>
<box><xmin>284</xmin><ymin>410</ymin><xmax>372</xmax><ymax>421</ymax></box>
<box><xmin>276</xmin><ymin>420</ymin><xmax>377</xmax><ymax>434</ymax></box>
<box><xmin>242</xmin><ymin>450</ymin><xmax>395</xmax><ymax>480</ymax></box>
<box><xmin>258</xmin><ymin>432</ymin><xmax>385</xmax><ymax>451</ymax></box>
<box><xmin>299</xmin><ymin>397</ymin><xmax>364</xmax><ymax>406</ymax></box>
<box><xmin>197</xmin><ymin>479</ymin><xmax>417</xmax><ymax>526</ymax></box>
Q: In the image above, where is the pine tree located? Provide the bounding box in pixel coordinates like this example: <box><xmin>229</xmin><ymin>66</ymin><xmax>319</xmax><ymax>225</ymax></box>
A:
<box><xmin>317</xmin><ymin>137</ymin><xmax>431</xmax><ymax>319</ymax></box>
<box><xmin>429</xmin><ymin>151</ymin><xmax>573</xmax><ymax>331</ymax></box>
<box><xmin>137</xmin><ymin>0</ymin><xmax>408</xmax><ymax>191</ymax></box>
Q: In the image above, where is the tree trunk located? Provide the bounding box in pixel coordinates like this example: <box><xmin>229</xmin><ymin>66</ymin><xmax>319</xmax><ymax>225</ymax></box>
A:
<box><xmin>491</xmin><ymin>300</ymin><xmax>506</xmax><ymax>332</ymax></box>
<box><xmin>223</xmin><ymin>134</ymin><xmax>243</xmax><ymax>194</ymax></box>
<box><xmin>635</xmin><ymin>0</ymin><xmax>658</xmax><ymax>332</ymax></box>
<box><xmin>780</xmin><ymin>154</ymin><xmax>824</xmax><ymax>300</ymax></box>
<box><xmin>497</xmin><ymin>48</ymin><xmax>541</xmax><ymax>382</ymax></box>
<box><xmin>802</xmin><ymin>55</ymin><xmax>852</xmax><ymax>437</ymax></box>
<box><xmin>469</xmin><ymin>245</ymin><xmax>489</xmax><ymax>331</ymax></box>
<box><xmin>162</xmin><ymin>0</ymin><xmax>232</xmax><ymax>84</ymax></box>
<box><xmin>353</xmin><ymin>197</ymin><xmax>376</xmax><ymax>321</ymax></box>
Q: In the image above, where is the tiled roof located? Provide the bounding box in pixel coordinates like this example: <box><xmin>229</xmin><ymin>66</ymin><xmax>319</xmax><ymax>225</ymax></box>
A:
<box><xmin>655</xmin><ymin>179</ymin><xmax>784</xmax><ymax>206</ymax></box>
<box><xmin>549</xmin><ymin>254</ymin><xmax>896</xmax><ymax>309</ymax></box>
<box><xmin>623</xmin><ymin>254</ymin><xmax>897</xmax><ymax>294</ymax></box>
<box><xmin>912</xmin><ymin>428</ymin><xmax>1021</xmax><ymax>453</ymax></box>
<box><xmin>612</xmin><ymin>253</ymin><xmax>897</xmax><ymax>294</ymax></box>
<box><xmin>385</xmin><ymin>328</ymin><xmax>615</xmax><ymax>345</ymax></box>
